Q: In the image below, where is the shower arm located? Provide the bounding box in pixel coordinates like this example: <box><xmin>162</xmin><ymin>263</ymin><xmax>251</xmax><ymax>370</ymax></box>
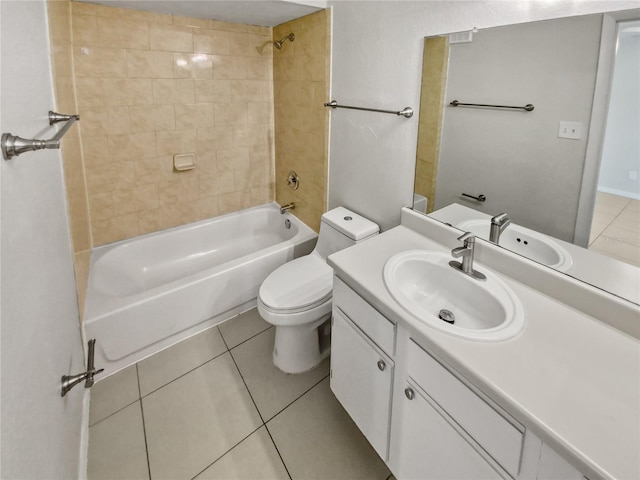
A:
<box><xmin>274</xmin><ymin>33</ymin><xmax>295</xmax><ymax>49</ymax></box>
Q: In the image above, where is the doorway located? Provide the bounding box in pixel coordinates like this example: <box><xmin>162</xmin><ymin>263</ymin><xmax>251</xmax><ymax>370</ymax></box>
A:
<box><xmin>588</xmin><ymin>19</ymin><xmax>640</xmax><ymax>267</ymax></box>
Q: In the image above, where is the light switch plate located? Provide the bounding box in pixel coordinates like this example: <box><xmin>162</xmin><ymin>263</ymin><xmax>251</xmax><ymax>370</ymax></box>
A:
<box><xmin>558</xmin><ymin>121</ymin><xmax>583</xmax><ymax>140</ymax></box>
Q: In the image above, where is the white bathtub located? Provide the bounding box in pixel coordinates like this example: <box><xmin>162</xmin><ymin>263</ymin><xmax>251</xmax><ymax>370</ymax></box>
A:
<box><xmin>85</xmin><ymin>203</ymin><xmax>317</xmax><ymax>378</ymax></box>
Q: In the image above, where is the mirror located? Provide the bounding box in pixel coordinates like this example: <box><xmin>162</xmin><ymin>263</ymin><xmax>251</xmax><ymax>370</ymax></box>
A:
<box><xmin>414</xmin><ymin>9</ymin><xmax>640</xmax><ymax>304</ymax></box>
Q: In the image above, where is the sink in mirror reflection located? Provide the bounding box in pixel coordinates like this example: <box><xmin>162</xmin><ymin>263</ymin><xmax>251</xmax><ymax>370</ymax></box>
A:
<box><xmin>411</xmin><ymin>8</ymin><xmax>640</xmax><ymax>304</ymax></box>
<box><xmin>457</xmin><ymin>219</ymin><xmax>573</xmax><ymax>272</ymax></box>
<box><xmin>383</xmin><ymin>250</ymin><xmax>525</xmax><ymax>342</ymax></box>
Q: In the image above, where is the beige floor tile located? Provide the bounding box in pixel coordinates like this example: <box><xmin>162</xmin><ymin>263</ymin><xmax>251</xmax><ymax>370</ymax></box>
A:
<box><xmin>88</xmin><ymin>402</ymin><xmax>149</xmax><ymax>480</ymax></box>
<box><xmin>142</xmin><ymin>352</ymin><xmax>262</xmax><ymax>479</ymax></box>
<box><xmin>599</xmin><ymin>223</ymin><xmax>640</xmax><ymax>247</ymax></box>
<box><xmin>231</xmin><ymin>327</ymin><xmax>330</xmax><ymax>421</ymax></box>
<box><xmin>89</xmin><ymin>364</ymin><xmax>139</xmax><ymax>426</ymax></box>
<box><xmin>593</xmin><ymin>202</ymin><xmax>625</xmax><ymax>218</ymax></box>
<box><xmin>137</xmin><ymin>326</ymin><xmax>227</xmax><ymax>396</ymax></box>
<box><xmin>595</xmin><ymin>191</ymin><xmax>630</xmax><ymax>211</ymax></box>
<box><xmin>625</xmin><ymin>199</ymin><xmax>640</xmax><ymax>212</ymax></box>
<box><xmin>267</xmin><ymin>378</ymin><xmax>390</xmax><ymax>480</ymax></box>
<box><xmin>218</xmin><ymin>307</ymin><xmax>271</xmax><ymax>349</ymax></box>
<box><xmin>589</xmin><ymin>235</ymin><xmax>640</xmax><ymax>267</ymax></box>
<box><xmin>195</xmin><ymin>426</ymin><xmax>289</xmax><ymax>479</ymax></box>
<box><xmin>589</xmin><ymin>218</ymin><xmax>610</xmax><ymax>245</ymax></box>
<box><xmin>614</xmin><ymin>210</ymin><xmax>640</xmax><ymax>232</ymax></box>
<box><xmin>593</xmin><ymin>204</ymin><xmax>622</xmax><ymax>223</ymax></box>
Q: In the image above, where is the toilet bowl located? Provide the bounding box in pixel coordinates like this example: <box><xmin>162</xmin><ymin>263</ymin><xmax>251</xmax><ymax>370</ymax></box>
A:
<box><xmin>258</xmin><ymin>207</ymin><xmax>379</xmax><ymax>374</ymax></box>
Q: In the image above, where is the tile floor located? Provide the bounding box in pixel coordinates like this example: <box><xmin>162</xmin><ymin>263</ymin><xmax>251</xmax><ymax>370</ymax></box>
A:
<box><xmin>588</xmin><ymin>191</ymin><xmax>640</xmax><ymax>267</ymax></box>
<box><xmin>87</xmin><ymin>308</ymin><xmax>392</xmax><ymax>480</ymax></box>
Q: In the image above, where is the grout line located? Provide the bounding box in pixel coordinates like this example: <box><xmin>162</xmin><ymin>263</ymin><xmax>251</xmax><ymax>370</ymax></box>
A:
<box><xmin>136</xmin><ymin>364</ymin><xmax>152</xmax><ymax>480</ymax></box>
<box><xmin>204</xmin><ymin>326</ymin><xmax>295</xmax><ymax>478</ymax></box>
<box><xmin>224</xmin><ymin>334</ymin><xmax>267</xmax><ymax>425</ymax></box>
<box><xmin>139</xmin><ymin>317</ymin><xmax>272</xmax><ymax>399</ymax></box>
<box><xmin>224</xmin><ymin>324</ymin><xmax>273</xmax><ymax>351</ymax></box>
<box><xmin>589</xmin><ymin>196</ymin><xmax>628</xmax><ymax>246</ymax></box>
<box><xmin>264</xmin><ymin>372</ymin><xmax>330</xmax><ymax>424</ymax></box>
<box><xmin>188</xmin><ymin>425</ymin><xmax>263</xmax><ymax>480</ymax></box>
<box><xmin>263</xmin><ymin>423</ymin><xmax>293</xmax><ymax>480</ymax></box>
<box><xmin>140</xmin><ymin>349</ymin><xmax>228</xmax><ymax>399</ymax></box>
<box><xmin>89</xmin><ymin>398</ymin><xmax>140</xmax><ymax>428</ymax></box>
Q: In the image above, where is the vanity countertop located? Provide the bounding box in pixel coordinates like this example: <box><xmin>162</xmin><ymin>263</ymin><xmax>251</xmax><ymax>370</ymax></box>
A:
<box><xmin>328</xmin><ymin>224</ymin><xmax>640</xmax><ymax>480</ymax></box>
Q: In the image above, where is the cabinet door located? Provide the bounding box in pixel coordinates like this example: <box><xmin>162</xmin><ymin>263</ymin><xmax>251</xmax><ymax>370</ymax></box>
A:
<box><xmin>395</xmin><ymin>382</ymin><xmax>505</xmax><ymax>480</ymax></box>
<box><xmin>537</xmin><ymin>444</ymin><xmax>586</xmax><ymax>480</ymax></box>
<box><xmin>331</xmin><ymin>310</ymin><xmax>394</xmax><ymax>460</ymax></box>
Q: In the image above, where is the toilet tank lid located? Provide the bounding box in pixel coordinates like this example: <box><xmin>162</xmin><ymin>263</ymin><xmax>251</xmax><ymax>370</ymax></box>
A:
<box><xmin>321</xmin><ymin>207</ymin><xmax>380</xmax><ymax>241</ymax></box>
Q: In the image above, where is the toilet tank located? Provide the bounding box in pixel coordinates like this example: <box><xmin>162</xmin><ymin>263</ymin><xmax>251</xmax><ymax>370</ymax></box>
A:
<box><xmin>314</xmin><ymin>207</ymin><xmax>379</xmax><ymax>259</ymax></box>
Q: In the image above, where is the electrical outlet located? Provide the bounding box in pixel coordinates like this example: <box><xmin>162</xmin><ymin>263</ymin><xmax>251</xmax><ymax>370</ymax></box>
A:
<box><xmin>558</xmin><ymin>121</ymin><xmax>583</xmax><ymax>140</ymax></box>
<box><xmin>629</xmin><ymin>170</ymin><xmax>638</xmax><ymax>181</ymax></box>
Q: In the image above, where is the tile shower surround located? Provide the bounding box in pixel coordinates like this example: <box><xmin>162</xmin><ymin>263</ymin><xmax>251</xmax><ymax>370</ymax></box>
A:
<box><xmin>70</xmin><ymin>2</ymin><xmax>276</xmax><ymax>246</ymax></box>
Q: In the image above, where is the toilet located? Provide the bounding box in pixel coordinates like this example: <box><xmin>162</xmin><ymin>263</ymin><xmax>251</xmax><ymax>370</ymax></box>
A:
<box><xmin>258</xmin><ymin>207</ymin><xmax>379</xmax><ymax>374</ymax></box>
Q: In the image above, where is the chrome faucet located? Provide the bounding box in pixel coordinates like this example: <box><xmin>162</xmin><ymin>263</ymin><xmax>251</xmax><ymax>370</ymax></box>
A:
<box><xmin>280</xmin><ymin>202</ymin><xmax>295</xmax><ymax>214</ymax></box>
<box><xmin>489</xmin><ymin>213</ymin><xmax>511</xmax><ymax>244</ymax></box>
<box><xmin>450</xmin><ymin>232</ymin><xmax>486</xmax><ymax>280</ymax></box>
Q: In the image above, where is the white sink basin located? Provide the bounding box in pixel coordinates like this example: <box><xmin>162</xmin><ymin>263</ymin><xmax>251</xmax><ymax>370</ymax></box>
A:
<box><xmin>457</xmin><ymin>219</ymin><xmax>573</xmax><ymax>272</ymax></box>
<box><xmin>383</xmin><ymin>250</ymin><xmax>524</xmax><ymax>341</ymax></box>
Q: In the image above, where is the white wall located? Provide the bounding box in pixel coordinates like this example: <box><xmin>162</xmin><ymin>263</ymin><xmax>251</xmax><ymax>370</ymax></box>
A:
<box><xmin>598</xmin><ymin>24</ymin><xmax>640</xmax><ymax>199</ymax></box>
<box><xmin>327</xmin><ymin>0</ymin><xmax>640</xmax><ymax>232</ymax></box>
<box><xmin>1</xmin><ymin>1</ymin><xmax>87</xmax><ymax>478</ymax></box>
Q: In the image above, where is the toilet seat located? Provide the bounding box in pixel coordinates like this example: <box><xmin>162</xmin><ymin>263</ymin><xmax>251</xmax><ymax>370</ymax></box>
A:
<box><xmin>259</xmin><ymin>254</ymin><xmax>333</xmax><ymax>314</ymax></box>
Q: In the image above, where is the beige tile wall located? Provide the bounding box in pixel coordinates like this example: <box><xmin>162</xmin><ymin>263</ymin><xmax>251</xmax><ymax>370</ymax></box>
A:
<box><xmin>71</xmin><ymin>2</ymin><xmax>275</xmax><ymax>245</ymax></box>
<box><xmin>273</xmin><ymin>10</ymin><xmax>330</xmax><ymax>232</ymax></box>
<box><xmin>415</xmin><ymin>36</ymin><xmax>449</xmax><ymax>213</ymax></box>
<box><xmin>47</xmin><ymin>0</ymin><xmax>92</xmax><ymax>315</ymax></box>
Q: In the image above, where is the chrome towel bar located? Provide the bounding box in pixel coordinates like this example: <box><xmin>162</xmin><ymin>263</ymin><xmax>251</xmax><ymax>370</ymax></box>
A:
<box><xmin>324</xmin><ymin>100</ymin><xmax>413</xmax><ymax>118</ymax></box>
<box><xmin>2</xmin><ymin>111</ymin><xmax>80</xmax><ymax>160</ymax></box>
<box><xmin>449</xmin><ymin>100</ymin><xmax>534</xmax><ymax>112</ymax></box>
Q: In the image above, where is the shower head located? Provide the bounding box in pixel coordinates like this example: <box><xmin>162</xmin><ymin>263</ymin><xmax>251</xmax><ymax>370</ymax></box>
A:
<box><xmin>274</xmin><ymin>33</ymin><xmax>295</xmax><ymax>50</ymax></box>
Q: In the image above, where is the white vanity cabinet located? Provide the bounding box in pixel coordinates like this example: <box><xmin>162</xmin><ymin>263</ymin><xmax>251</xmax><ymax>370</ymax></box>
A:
<box><xmin>393</xmin><ymin>339</ymin><xmax>524</xmax><ymax>479</ymax></box>
<box><xmin>330</xmin><ymin>310</ymin><xmax>394</xmax><ymax>460</ymax></box>
<box><xmin>331</xmin><ymin>277</ymin><xmax>593</xmax><ymax>480</ymax></box>
<box><xmin>331</xmin><ymin>278</ymin><xmax>397</xmax><ymax>460</ymax></box>
<box><xmin>394</xmin><ymin>379</ymin><xmax>505</xmax><ymax>479</ymax></box>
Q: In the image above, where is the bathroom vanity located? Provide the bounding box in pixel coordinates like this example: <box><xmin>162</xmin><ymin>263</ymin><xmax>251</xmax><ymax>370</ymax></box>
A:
<box><xmin>327</xmin><ymin>208</ymin><xmax>640</xmax><ymax>480</ymax></box>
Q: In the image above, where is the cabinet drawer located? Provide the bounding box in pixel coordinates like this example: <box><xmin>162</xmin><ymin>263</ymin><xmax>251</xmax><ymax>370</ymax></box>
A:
<box><xmin>333</xmin><ymin>277</ymin><xmax>395</xmax><ymax>355</ymax></box>
<box><xmin>408</xmin><ymin>340</ymin><xmax>524</xmax><ymax>478</ymax></box>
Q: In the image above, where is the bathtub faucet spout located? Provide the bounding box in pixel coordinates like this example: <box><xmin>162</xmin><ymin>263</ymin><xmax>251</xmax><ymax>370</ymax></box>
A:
<box><xmin>280</xmin><ymin>202</ymin><xmax>295</xmax><ymax>214</ymax></box>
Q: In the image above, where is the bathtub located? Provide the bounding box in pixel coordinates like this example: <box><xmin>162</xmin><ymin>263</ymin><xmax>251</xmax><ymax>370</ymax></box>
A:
<box><xmin>84</xmin><ymin>203</ymin><xmax>317</xmax><ymax>378</ymax></box>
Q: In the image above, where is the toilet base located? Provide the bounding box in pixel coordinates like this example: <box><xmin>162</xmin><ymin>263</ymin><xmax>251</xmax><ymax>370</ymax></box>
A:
<box><xmin>272</xmin><ymin>314</ymin><xmax>331</xmax><ymax>374</ymax></box>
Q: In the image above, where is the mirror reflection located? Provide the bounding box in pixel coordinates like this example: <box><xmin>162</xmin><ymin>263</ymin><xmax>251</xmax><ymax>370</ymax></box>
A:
<box><xmin>414</xmin><ymin>10</ymin><xmax>640</xmax><ymax>304</ymax></box>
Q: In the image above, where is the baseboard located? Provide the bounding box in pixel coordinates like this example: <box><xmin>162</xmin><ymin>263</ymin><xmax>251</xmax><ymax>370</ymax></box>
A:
<box><xmin>77</xmin><ymin>389</ymin><xmax>91</xmax><ymax>480</ymax></box>
<box><xmin>597</xmin><ymin>186</ymin><xmax>640</xmax><ymax>201</ymax></box>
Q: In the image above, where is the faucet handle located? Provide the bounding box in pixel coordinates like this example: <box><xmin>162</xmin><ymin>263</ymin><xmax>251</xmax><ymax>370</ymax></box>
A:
<box><xmin>457</xmin><ymin>231</ymin><xmax>475</xmax><ymax>244</ymax></box>
<box><xmin>491</xmin><ymin>213</ymin><xmax>510</xmax><ymax>225</ymax></box>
